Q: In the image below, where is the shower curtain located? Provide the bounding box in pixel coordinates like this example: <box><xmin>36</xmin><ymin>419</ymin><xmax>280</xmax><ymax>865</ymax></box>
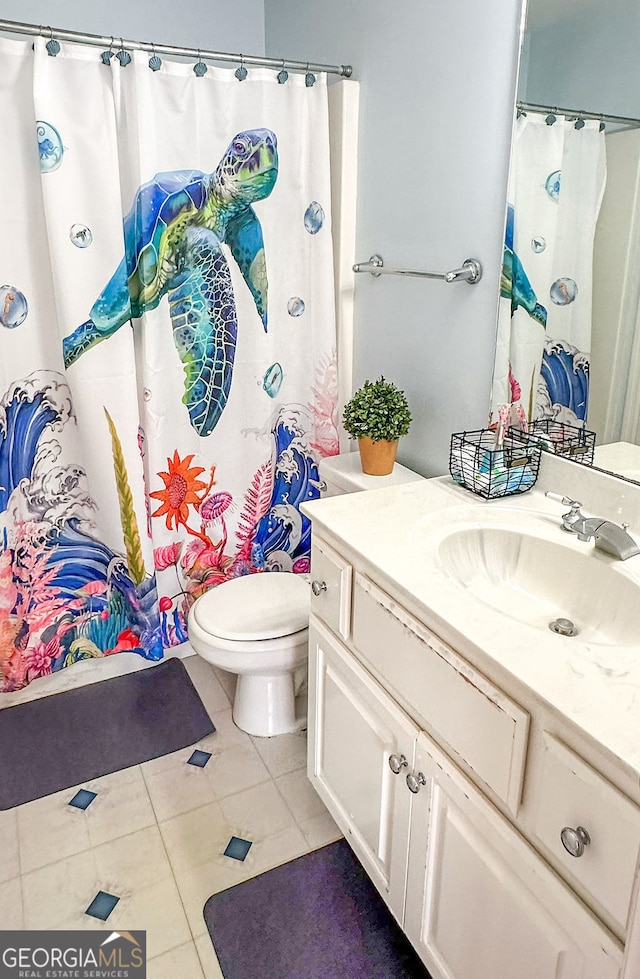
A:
<box><xmin>0</xmin><ymin>37</ymin><xmax>339</xmax><ymax>692</ymax></box>
<box><xmin>491</xmin><ymin>112</ymin><xmax>606</xmax><ymax>427</ymax></box>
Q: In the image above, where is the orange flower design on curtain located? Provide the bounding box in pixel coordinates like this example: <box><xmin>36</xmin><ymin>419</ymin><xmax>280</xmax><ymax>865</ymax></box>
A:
<box><xmin>149</xmin><ymin>451</ymin><xmax>209</xmax><ymax>531</ymax></box>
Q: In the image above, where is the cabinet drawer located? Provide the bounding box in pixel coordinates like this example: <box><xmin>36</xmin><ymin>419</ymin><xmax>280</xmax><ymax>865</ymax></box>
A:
<box><xmin>352</xmin><ymin>574</ymin><xmax>529</xmax><ymax>813</ymax></box>
<box><xmin>310</xmin><ymin>541</ymin><xmax>352</xmax><ymax>639</ymax></box>
<box><xmin>531</xmin><ymin>734</ymin><xmax>640</xmax><ymax>935</ymax></box>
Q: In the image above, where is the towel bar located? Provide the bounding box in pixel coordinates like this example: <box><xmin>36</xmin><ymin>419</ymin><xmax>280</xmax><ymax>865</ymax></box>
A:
<box><xmin>352</xmin><ymin>254</ymin><xmax>482</xmax><ymax>284</ymax></box>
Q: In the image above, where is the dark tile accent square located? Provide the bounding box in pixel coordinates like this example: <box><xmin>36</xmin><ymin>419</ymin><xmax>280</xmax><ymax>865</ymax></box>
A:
<box><xmin>85</xmin><ymin>891</ymin><xmax>120</xmax><ymax>921</ymax></box>
<box><xmin>224</xmin><ymin>836</ymin><xmax>252</xmax><ymax>861</ymax></box>
<box><xmin>188</xmin><ymin>749</ymin><xmax>212</xmax><ymax>768</ymax></box>
<box><xmin>68</xmin><ymin>789</ymin><xmax>97</xmax><ymax>811</ymax></box>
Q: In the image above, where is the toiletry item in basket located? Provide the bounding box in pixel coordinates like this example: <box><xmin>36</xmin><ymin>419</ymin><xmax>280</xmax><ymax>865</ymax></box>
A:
<box><xmin>487</xmin><ymin>458</ymin><xmax>536</xmax><ymax>497</ymax></box>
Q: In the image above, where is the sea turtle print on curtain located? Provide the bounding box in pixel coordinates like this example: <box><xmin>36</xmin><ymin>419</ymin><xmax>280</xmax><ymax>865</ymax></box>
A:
<box><xmin>63</xmin><ymin>129</ymin><xmax>279</xmax><ymax>436</ymax></box>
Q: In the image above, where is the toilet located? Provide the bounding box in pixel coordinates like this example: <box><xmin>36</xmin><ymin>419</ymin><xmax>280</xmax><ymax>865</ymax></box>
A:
<box><xmin>188</xmin><ymin>452</ymin><xmax>423</xmax><ymax>737</ymax></box>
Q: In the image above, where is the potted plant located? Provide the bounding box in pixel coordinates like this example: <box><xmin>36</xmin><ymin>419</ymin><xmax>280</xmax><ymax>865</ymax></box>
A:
<box><xmin>342</xmin><ymin>376</ymin><xmax>412</xmax><ymax>475</ymax></box>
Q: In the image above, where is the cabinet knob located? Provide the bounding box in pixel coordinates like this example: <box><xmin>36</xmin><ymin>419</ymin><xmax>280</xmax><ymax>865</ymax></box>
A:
<box><xmin>406</xmin><ymin>771</ymin><xmax>427</xmax><ymax>794</ymax></box>
<box><xmin>560</xmin><ymin>825</ymin><xmax>591</xmax><ymax>858</ymax></box>
<box><xmin>388</xmin><ymin>753</ymin><xmax>408</xmax><ymax>775</ymax></box>
<box><xmin>311</xmin><ymin>580</ymin><xmax>328</xmax><ymax>597</ymax></box>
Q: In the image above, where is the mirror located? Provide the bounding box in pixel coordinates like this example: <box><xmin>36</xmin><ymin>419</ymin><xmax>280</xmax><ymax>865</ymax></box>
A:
<box><xmin>502</xmin><ymin>0</ymin><xmax>640</xmax><ymax>482</ymax></box>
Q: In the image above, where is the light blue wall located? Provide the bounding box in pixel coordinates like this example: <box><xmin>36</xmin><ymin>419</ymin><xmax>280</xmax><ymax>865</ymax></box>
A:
<box><xmin>521</xmin><ymin>0</ymin><xmax>640</xmax><ymax>120</ymax></box>
<box><xmin>0</xmin><ymin>0</ymin><xmax>265</xmax><ymax>54</ymax></box>
<box><xmin>264</xmin><ymin>1</ymin><xmax>524</xmax><ymax>476</ymax></box>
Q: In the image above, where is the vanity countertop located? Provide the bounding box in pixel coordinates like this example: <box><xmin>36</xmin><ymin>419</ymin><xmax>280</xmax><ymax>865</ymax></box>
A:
<box><xmin>302</xmin><ymin>476</ymin><xmax>640</xmax><ymax>782</ymax></box>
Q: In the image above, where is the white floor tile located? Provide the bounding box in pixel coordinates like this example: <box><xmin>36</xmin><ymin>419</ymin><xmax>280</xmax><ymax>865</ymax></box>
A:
<box><xmin>250</xmin><ymin>729</ymin><xmax>308</xmax><ymax>778</ymax></box>
<box><xmin>208</xmin><ymin>707</ymin><xmax>251</xmax><ymax>750</ymax></box>
<box><xmin>0</xmin><ymin>807</ymin><xmax>20</xmax><ymax>882</ymax></box>
<box><xmin>205</xmin><ymin>741</ymin><xmax>271</xmax><ymax>801</ymax></box>
<box><xmin>92</xmin><ymin>825</ymin><xmax>174</xmax><ymax>890</ymax></box>
<box><xmin>172</xmin><ymin>854</ymin><xmax>255</xmax><ymax>939</ymax></box>
<box><xmin>183</xmin><ymin>655</ymin><xmax>232</xmax><ymax>715</ymax></box>
<box><xmin>0</xmin><ymin>876</ymin><xmax>23</xmax><ymax>928</ymax></box>
<box><xmin>219</xmin><ymin>780</ymin><xmax>300</xmax><ymax>841</ymax></box>
<box><xmin>148</xmin><ymin>940</ymin><xmax>205</xmax><ymax>979</ymax></box>
<box><xmin>83</xmin><ymin>766</ymin><xmax>157</xmax><ymax>847</ymax></box>
<box><xmin>210</xmin><ymin>666</ymin><xmax>237</xmax><ymax>704</ymax></box>
<box><xmin>107</xmin><ymin>876</ymin><xmax>192</xmax><ymax>960</ymax></box>
<box><xmin>158</xmin><ymin>801</ymin><xmax>231</xmax><ymax>874</ymax></box>
<box><xmin>275</xmin><ymin>767</ymin><xmax>330</xmax><ymax>825</ymax></box>
<box><xmin>195</xmin><ymin>933</ymin><xmax>225</xmax><ymax>979</ymax></box>
<box><xmin>298</xmin><ymin>809</ymin><xmax>343</xmax><ymax>849</ymax></box>
<box><xmin>18</xmin><ymin>786</ymin><xmax>93</xmax><ymax>874</ymax></box>
<box><xmin>22</xmin><ymin>849</ymin><xmax>101</xmax><ymax>930</ymax></box>
<box><xmin>143</xmin><ymin>757</ymin><xmax>218</xmax><ymax>823</ymax></box>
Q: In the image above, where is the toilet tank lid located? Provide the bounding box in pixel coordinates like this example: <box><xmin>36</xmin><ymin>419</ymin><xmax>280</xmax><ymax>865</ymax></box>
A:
<box><xmin>191</xmin><ymin>572</ymin><xmax>310</xmax><ymax>641</ymax></box>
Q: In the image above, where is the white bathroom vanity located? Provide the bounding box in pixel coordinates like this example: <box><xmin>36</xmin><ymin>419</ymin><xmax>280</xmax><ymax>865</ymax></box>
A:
<box><xmin>302</xmin><ymin>471</ymin><xmax>640</xmax><ymax>979</ymax></box>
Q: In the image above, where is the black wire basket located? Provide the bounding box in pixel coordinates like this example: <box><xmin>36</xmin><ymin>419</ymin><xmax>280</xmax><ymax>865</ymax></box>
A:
<box><xmin>508</xmin><ymin>420</ymin><xmax>595</xmax><ymax>465</ymax></box>
<box><xmin>449</xmin><ymin>430</ymin><xmax>541</xmax><ymax>500</ymax></box>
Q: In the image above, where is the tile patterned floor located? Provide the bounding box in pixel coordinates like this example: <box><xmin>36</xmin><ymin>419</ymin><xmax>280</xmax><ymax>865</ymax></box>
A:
<box><xmin>0</xmin><ymin>652</ymin><xmax>342</xmax><ymax>978</ymax></box>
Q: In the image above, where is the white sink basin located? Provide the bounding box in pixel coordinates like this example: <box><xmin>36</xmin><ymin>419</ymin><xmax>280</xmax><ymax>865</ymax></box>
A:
<box><xmin>419</xmin><ymin>505</ymin><xmax>640</xmax><ymax>646</ymax></box>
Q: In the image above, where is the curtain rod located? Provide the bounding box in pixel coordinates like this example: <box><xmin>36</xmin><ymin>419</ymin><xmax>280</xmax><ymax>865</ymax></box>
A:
<box><xmin>0</xmin><ymin>18</ymin><xmax>353</xmax><ymax>78</ymax></box>
<box><xmin>517</xmin><ymin>100</ymin><xmax>640</xmax><ymax>130</ymax></box>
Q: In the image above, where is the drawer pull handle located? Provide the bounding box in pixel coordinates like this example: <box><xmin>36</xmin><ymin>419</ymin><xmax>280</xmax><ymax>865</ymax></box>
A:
<box><xmin>406</xmin><ymin>771</ymin><xmax>427</xmax><ymax>794</ymax></box>
<box><xmin>319</xmin><ymin>480</ymin><xmax>328</xmax><ymax>492</ymax></box>
<box><xmin>311</xmin><ymin>580</ymin><xmax>328</xmax><ymax>596</ymax></box>
<box><xmin>561</xmin><ymin>825</ymin><xmax>591</xmax><ymax>858</ymax></box>
<box><xmin>388</xmin><ymin>753</ymin><xmax>408</xmax><ymax>775</ymax></box>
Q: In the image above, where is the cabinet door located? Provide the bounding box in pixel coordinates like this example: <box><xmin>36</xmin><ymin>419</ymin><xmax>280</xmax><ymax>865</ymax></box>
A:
<box><xmin>405</xmin><ymin>732</ymin><xmax>622</xmax><ymax>979</ymax></box>
<box><xmin>308</xmin><ymin>615</ymin><xmax>418</xmax><ymax>922</ymax></box>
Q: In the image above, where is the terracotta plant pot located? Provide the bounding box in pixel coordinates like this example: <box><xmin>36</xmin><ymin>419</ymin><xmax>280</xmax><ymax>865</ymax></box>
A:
<box><xmin>357</xmin><ymin>437</ymin><xmax>398</xmax><ymax>476</ymax></box>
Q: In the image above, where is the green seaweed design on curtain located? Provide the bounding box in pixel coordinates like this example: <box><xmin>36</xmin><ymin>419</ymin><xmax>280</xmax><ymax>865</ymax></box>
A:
<box><xmin>104</xmin><ymin>408</ymin><xmax>147</xmax><ymax>586</ymax></box>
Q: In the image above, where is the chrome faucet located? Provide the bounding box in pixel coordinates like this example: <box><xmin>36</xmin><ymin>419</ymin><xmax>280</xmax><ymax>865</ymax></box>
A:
<box><xmin>545</xmin><ymin>492</ymin><xmax>640</xmax><ymax>560</ymax></box>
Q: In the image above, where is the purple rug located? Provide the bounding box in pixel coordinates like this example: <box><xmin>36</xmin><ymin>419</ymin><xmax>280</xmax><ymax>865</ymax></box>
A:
<box><xmin>0</xmin><ymin>657</ymin><xmax>215</xmax><ymax>809</ymax></box>
<box><xmin>204</xmin><ymin>839</ymin><xmax>432</xmax><ymax>978</ymax></box>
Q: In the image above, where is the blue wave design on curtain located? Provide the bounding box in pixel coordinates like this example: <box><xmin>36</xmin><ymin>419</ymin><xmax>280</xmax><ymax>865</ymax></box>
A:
<box><xmin>252</xmin><ymin>414</ymin><xmax>319</xmax><ymax>564</ymax></box>
<box><xmin>0</xmin><ymin>390</ymin><xmax>57</xmax><ymax>512</ymax></box>
<box><xmin>541</xmin><ymin>345</ymin><xmax>589</xmax><ymax>420</ymax></box>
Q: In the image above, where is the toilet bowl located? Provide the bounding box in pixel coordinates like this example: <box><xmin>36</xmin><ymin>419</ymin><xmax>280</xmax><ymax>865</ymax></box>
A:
<box><xmin>188</xmin><ymin>572</ymin><xmax>310</xmax><ymax>737</ymax></box>
<box><xmin>188</xmin><ymin>453</ymin><xmax>424</xmax><ymax>738</ymax></box>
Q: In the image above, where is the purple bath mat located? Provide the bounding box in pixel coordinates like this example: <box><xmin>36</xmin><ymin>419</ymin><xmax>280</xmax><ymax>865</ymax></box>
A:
<box><xmin>204</xmin><ymin>839</ymin><xmax>432</xmax><ymax>978</ymax></box>
<box><xmin>0</xmin><ymin>657</ymin><xmax>215</xmax><ymax>809</ymax></box>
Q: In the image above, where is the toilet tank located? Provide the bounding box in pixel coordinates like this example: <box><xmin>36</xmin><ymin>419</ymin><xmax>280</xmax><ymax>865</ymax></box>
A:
<box><xmin>319</xmin><ymin>451</ymin><xmax>424</xmax><ymax>497</ymax></box>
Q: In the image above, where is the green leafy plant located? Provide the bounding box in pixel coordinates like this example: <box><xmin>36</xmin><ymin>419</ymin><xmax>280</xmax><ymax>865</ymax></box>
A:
<box><xmin>342</xmin><ymin>376</ymin><xmax>412</xmax><ymax>443</ymax></box>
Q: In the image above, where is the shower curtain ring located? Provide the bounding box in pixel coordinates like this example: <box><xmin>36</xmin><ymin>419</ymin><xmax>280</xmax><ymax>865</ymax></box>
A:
<box><xmin>305</xmin><ymin>62</ymin><xmax>316</xmax><ymax>87</ymax></box>
<box><xmin>194</xmin><ymin>50</ymin><xmax>207</xmax><ymax>76</ymax></box>
<box><xmin>116</xmin><ymin>37</ymin><xmax>131</xmax><ymax>67</ymax></box>
<box><xmin>46</xmin><ymin>26</ymin><xmax>60</xmax><ymax>57</ymax></box>
<box><xmin>149</xmin><ymin>45</ymin><xmax>162</xmax><ymax>71</ymax></box>
<box><xmin>235</xmin><ymin>54</ymin><xmax>248</xmax><ymax>81</ymax></box>
<box><xmin>277</xmin><ymin>59</ymin><xmax>288</xmax><ymax>84</ymax></box>
<box><xmin>101</xmin><ymin>37</ymin><xmax>115</xmax><ymax>65</ymax></box>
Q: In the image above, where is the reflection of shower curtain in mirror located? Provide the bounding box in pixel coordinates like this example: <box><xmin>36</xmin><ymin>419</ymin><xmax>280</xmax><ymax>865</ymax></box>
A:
<box><xmin>491</xmin><ymin>113</ymin><xmax>606</xmax><ymax>427</ymax></box>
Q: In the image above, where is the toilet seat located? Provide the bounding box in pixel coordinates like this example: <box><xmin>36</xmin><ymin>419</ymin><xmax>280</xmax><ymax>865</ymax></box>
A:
<box><xmin>191</xmin><ymin>571</ymin><xmax>310</xmax><ymax>642</ymax></box>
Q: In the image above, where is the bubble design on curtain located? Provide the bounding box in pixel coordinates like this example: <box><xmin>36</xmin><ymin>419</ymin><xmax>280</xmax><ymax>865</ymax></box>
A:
<box><xmin>303</xmin><ymin>201</ymin><xmax>324</xmax><ymax>234</ymax></box>
<box><xmin>262</xmin><ymin>363</ymin><xmax>284</xmax><ymax>397</ymax></box>
<box><xmin>550</xmin><ymin>277</ymin><xmax>578</xmax><ymax>306</ymax></box>
<box><xmin>287</xmin><ymin>297</ymin><xmax>305</xmax><ymax>317</ymax></box>
<box><xmin>545</xmin><ymin>170</ymin><xmax>561</xmax><ymax>201</ymax></box>
<box><xmin>36</xmin><ymin>121</ymin><xmax>64</xmax><ymax>173</ymax></box>
<box><xmin>0</xmin><ymin>287</ymin><xmax>28</xmax><ymax>328</ymax></box>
